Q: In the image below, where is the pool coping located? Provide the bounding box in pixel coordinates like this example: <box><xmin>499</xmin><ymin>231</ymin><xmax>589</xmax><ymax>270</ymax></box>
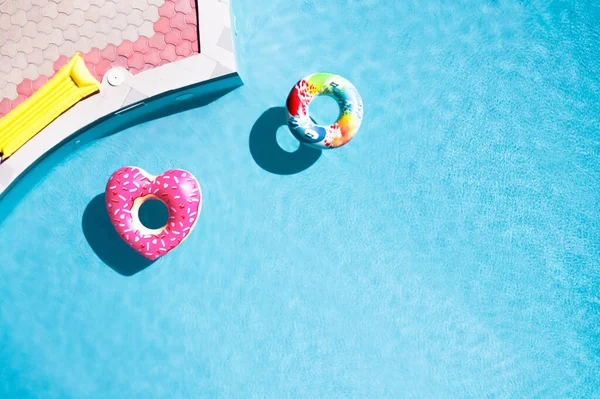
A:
<box><xmin>0</xmin><ymin>0</ymin><xmax>240</xmax><ymax>199</ymax></box>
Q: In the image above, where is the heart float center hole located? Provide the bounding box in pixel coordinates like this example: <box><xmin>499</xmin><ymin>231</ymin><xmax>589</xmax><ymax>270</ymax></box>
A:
<box><xmin>138</xmin><ymin>198</ymin><xmax>169</xmax><ymax>230</ymax></box>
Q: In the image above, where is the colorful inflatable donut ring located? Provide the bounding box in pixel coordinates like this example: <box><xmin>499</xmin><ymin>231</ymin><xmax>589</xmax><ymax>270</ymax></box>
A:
<box><xmin>105</xmin><ymin>166</ymin><xmax>202</xmax><ymax>260</ymax></box>
<box><xmin>286</xmin><ymin>72</ymin><xmax>364</xmax><ymax>149</ymax></box>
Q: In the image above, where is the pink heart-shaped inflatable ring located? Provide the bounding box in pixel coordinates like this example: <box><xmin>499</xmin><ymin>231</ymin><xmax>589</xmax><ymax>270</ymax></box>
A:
<box><xmin>105</xmin><ymin>166</ymin><xmax>202</xmax><ymax>260</ymax></box>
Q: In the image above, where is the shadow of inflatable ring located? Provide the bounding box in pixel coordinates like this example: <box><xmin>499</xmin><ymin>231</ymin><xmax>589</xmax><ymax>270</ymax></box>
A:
<box><xmin>249</xmin><ymin>106</ymin><xmax>322</xmax><ymax>175</ymax></box>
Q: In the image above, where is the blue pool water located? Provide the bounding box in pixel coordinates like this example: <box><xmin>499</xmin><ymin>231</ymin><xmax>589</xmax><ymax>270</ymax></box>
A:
<box><xmin>1</xmin><ymin>0</ymin><xmax>599</xmax><ymax>397</ymax></box>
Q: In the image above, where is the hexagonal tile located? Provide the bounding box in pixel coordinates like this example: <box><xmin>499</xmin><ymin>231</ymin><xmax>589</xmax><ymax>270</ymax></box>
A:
<box><xmin>11</xmin><ymin>9</ymin><xmax>28</xmax><ymax>26</ymax></box>
<box><xmin>19</xmin><ymin>37</ymin><xmax>34</xmax><ymax>53</ymax></box>
<box><xmin>57</xmin><ymin>1</ymin><xmax>74</xmax><ymax>14</ymax></box>
<box><xmin>11</xmin><ymin>52</ymin><xmax>28</xmax><ymax>69</ymax></box>
<box><xmin>191</xmin><ymin>40</ymin><xmax>198</xmax><ymax>53</ymax></box>
<box><xmin>73</xmin><ymin>0</ymin><xmax>91</xmax><ymax>11</ymax></box>
<box><xmin>113</xmin><ymin>55</ymin><xmax>129</xmax><ymax>69</ymax></box>
<box><xmin>112</xmin><ymin>13</ymin><xmax>128</xmax><ymax>30</ymax></box>
<box><xmin>148</xmin><ymin>0</ymin><xmax>164</xmax><ymax>6</ymax></box>
<box><xmin>143</xmin><ymin>5</ymin><xmax>160</xmax><ymax>23</ymax></box>
<box><xmin>83</xmin><ymin>48</ymin><xmax>102</xmax><ymax>65</ymax></box>
<box><xmin>73</xmin><ymin>37</ymin><xmax>92</xmax><ymax>53</ymax></box>
<box><xmin>22</xmin><ymin>64</ymin><xmax>41</xmax><ymax>80</ymax></box>
<box><xmin>149</xmin><ymin>32</ymin><xmax>166</xmax><ymax>50</ymax></box>
<box><xmin>143</xmin><ymin>47</ymin><xmax>161</xmax><ymax>66</ymax></box>
<box><xmin>43</xmin><ymin>44</ymin><xmax>60</xmax><ymax>63</ymax></box>
<box><xmin>100</xmin><ymin>44</ymin><xmax>117</xmax><ymax>61</ymax></box>
<box><xmin>38</xmin><ymin>17</ymin><xmax>54</xmax><ymax>35</ymax></box>
<box><xmin>6</xmin><ymin>24</ymin><xmax>23</xmax><ymax>42</ymax></box>
<box><xmin>0</xmin><ymin>32</ymin><xmax>6</xmax><ymax>48</ymax></box>
<box><xmin>116</xmin><ymin>40</ymin><xmax>133</xmax><ymax>57</ymax></box>
<box><xmin>185</xmin><ymin>10</ymin><xmax>197</xmax><ymax>26</ymax></box>
<box><xmin>138</xmin><ymin>20</ymin><xmax>155</xmax><ymax>38</ymax></box>
<box><xmin>32</xmin><ymin>34</ymin><xmax>50</xmax><ymax>50</ymax></box>
<box><xmin>170</xmin><ymin>12</ymin><xmax>187</xmax><ymax>30</ymax></box>
<box><xmin>159</xmin><ymin>44</ymin><xmax>177</xmax><ymax>62</ymax></box>
<box><xmin>58</xmin><ymin>40</ymin><xmax>76</xmax><ymax>58</ymax></box>
<box><xmin>26</xmin><ymin>6</ymin><xmax>44</xmax><ymax>23</ymax></box>
<box><xmin>7</xmin><ymin>67</ymin><xmax>23</xmax><ymax>85</ymax></box>
<box><xmin>132</xmin><ymin>0</ymin><xmax>149</xmax><ymax>11</ymax></box>
<box><xmin>0</xmin><ymin>55</ymin><xmax>13</xmax><ymax>73</ymax></box>
<box><xmin>95</xmin><ymin>17</ymin><xmax>112</xmax><ymax>35</ymax></box>
<box><xmin>17</xmin><ymin>79</ymin><xmax>34</xmax><ymax>97</ymax></box>
<box><xmin>0</xmin><ymin>14</ymin><xmax>11</xmax><ymax>30</ymax></box>
<box><xmin>4</xmin><ymin>83</ymin><xmax>19</xmax><ymax>101</ymax></box>
<box><xmin>0</xmin><ymin>1</ymin><xmax>17</xmax><ymax>14</ymax></box>
<box><xmin>53</xmin><ymin>12</ymin><xmax>71</xmax><ymax>30</ymax></box>
<box><xmin>176</xmin><ymin>40</ymin><xmax>192</xmax><ymax>57</ymax></box>
<box><xmin>175</xmin><ymin>0</ymin><xmax>192</xmax><ymax>14</ymax></box>
<box><xmin>16</xmin><ymin>1</ymin><xmax>32</xmax><ymax>11</ymax></box>
<box><xmin>165</xmin><ymin>30</ymin><xmax>182</xmax><ymax>46</ymax></box>
<box><xmin>70</xmin><ymin>9</ymin><xmax>86</xmax><ymax>27</ymax></box>
<box><xmin>80</xmin><ymin>20</ymin><xmax>97</xmax><ymax>39</ymax></box>
<box><xmin>122</xmin><ymin>25</ymin><xmax>139</xmax><ymax>41</ymax></box>
<box><xmin>90</xmin><ymin>0</ymin><xmax>107</xmax><ymax>7</ymax></box>
<box><xmin>154</xmin><ymin>16</ymin><xmax>171</xmax><ymax>34</ymax></box>
<box><xmin>159</xmin><ymin>1</ymin><xmax>176</xmax><ymax>18</ymax></box>
<box><xmin>132</xmin><ymin>36</ymin><xmax>150</xmax><ymax>53</ymax></box>
<box><xmin>105</xmin><ymin>30</ymin><xmax>123</xmax><ymax>46</ymax></box>
<box><xmin>1</xmin><ymin>41</ymin><xmax>17</xmax><ymax>57</ymax></box>
<box><xmin>22</xmin><ymin>21</ymin><xmax>39</xmax><ymax>39</ymax></box>
<box><xmin>86</xmin><ymin>6</ymin><xmax>102</xmax><ymax>22</ymax></box>
<box><xmin>64</xmin><ymin>25</ymin><xmax>80</xmax><ymax>43</ymax></box>
<box><xmin>26</xmin><ymin>48</ymin><xmax>44</xmax><ymax>64</ymax></box>
<box><xmin>98</xmin><ymin>1</ymin><xmax>117</xmax><ymax>18</ymax></box>
<box><xmin>115</xmin><ymin>0</ymin><xmax>133</xmax><ymax>14</ymax></box>
<box><xmin>127</xmin><ymin>9</ymin><xmax>145</xmax><ymax>27</ymax></box>
<box><xmin>181</xmin><ymin>24</ymin><xmax>197</xmax><ymax>42</ymax></box>
<box><xmin>0</xmin><ymin>67</ymin><xmax>7</xmax><ymax>86</ymax></box>
<box><xmin>90</xmin><ymin>34</ymin><xmax>107</xmax><ymax>50</ymax></box>
<box><xmin>48</xmin><ymin>29</ymin><xmax>65</xmax><ymax>47</ymax></box>
<box><xmin>39</xmin><ymin>59</ymin><xmax>55</xmax><ymax>76</ymax></box>
<box><xmin>127</xmin><ymin>52</ymin><xmax>144</xmax><ymax>70</ymax></box>
<box><xmin>41</xmin><ymin>2</ymin><xmax>58</xmax><ymax>18</ymax></box>
<box><xmin>31</xmin><ymin>0</ymin><xmax>48</xmax><ymax>8</ymax></box>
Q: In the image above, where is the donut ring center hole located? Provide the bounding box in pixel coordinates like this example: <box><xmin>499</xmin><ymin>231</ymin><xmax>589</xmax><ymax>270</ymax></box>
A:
<box><xmin>308</xmin><ymin>95</ymin><xmax>341</xmax><ymax>126</ymax></box>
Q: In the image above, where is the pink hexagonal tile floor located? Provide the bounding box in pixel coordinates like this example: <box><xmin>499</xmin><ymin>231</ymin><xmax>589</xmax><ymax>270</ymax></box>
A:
<box><xmin>0</xmin><ymin>0</ymin><xmax>199</xmax><ymax>118</ymax></box>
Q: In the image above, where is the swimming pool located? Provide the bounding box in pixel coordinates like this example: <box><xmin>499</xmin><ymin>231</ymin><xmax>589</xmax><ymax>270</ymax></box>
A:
<box><xmin>1</xmin><ymin>0</ymin><xmax>599</xmax><ymax>397</ymax></box>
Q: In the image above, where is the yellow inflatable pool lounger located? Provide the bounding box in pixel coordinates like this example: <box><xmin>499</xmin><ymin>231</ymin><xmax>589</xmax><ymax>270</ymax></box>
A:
<box><xmin>0</xmin><ymin>53</ymin><xmax>100</xmax><ymax>162</ymax></box>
